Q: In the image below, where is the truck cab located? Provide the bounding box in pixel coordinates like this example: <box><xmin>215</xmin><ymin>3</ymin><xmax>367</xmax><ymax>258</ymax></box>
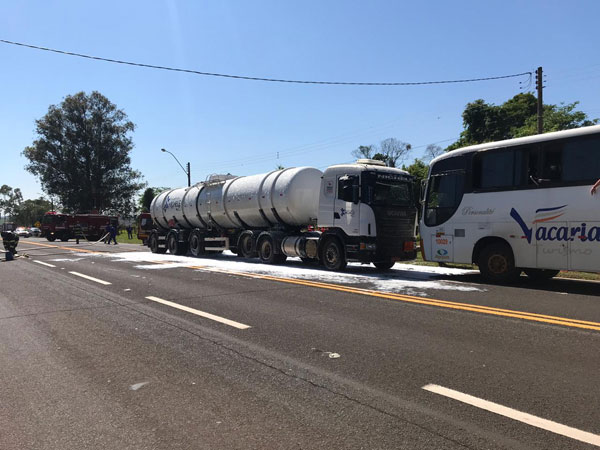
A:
<box><xmin>317</xmin><ymin>160</ymin><xmax>417</xmax><ymax>269</ymax></box>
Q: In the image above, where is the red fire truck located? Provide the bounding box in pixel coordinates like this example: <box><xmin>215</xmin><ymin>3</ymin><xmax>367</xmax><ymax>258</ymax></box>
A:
<box><xmin>41</xmin><ymin>212</ymin><xmax>118</xmax><ymax>242</ymax></box>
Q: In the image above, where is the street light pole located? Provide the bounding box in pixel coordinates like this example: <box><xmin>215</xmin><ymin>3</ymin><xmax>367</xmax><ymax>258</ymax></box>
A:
<box><xmin>161</xmin><ymin>148</ymin><xmax>191</xmax><ymax>187</ymax></box>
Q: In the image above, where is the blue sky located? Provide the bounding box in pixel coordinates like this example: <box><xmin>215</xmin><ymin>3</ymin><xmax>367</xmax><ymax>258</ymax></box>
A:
<box><xmin>2</xmin><ymin>0</ymin><xmax>599</xmax><ymax>201</ymax></box>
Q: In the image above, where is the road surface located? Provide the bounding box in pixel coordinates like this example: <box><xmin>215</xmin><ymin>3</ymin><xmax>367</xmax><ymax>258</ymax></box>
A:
<box><xmin>1</xmin><ymin>237</ymin><xmax>599</xmax><ymax>449</ymax></box>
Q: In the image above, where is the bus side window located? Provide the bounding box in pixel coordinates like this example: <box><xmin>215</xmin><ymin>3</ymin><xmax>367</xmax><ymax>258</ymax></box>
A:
<box><xmin>562</xmin><ymin>135</ymin><xmax>600</xmax><ymax>183</ymax></box>
<box><xmin>540</xmin><ymin>142</ymin><xmax>563</xmax><ymax>182</ymax></box>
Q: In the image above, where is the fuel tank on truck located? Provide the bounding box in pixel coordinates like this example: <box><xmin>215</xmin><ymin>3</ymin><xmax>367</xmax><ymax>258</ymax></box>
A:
<box><xmin>150</xmin><ymin>167</ymin><xmax>323</xmax><ymax>230</ymax></box>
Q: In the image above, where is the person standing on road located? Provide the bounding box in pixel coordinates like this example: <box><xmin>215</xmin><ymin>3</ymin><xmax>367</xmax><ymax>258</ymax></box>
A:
<box><xmin>591</xmin><ymin>179</ymin><xmax>600</xmax><ymax>195</ymax></box>
<box><xmin>126</xmin><ymin>224</ymin><xmax>133</xmax><ymax>239</ymax></box>
<box><xmin>73</xmin><ymin>222</ymin><xmax>83</xmax><ymax>245</ymax></box>
<box><xmin>108</xmin><ymin>224</ymin><xmax>118</xmax><ymax>245</ymax></box>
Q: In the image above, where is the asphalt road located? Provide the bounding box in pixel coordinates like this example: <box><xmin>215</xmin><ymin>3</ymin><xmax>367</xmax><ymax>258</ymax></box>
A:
<box><xmin>1</xmin><ymin>237</ymin><xmax>599</xmax><ymax>449</ymax></box>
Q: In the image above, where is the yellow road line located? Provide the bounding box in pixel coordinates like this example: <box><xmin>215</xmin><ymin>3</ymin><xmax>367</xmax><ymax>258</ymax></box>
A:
<box><xmin>22</xmin><ymin>240</ymin><xmax>101</xmax><ymax>254</ymax></box>
<box><xmin>184</xmin><ymin>266</ymin><xmax>600</xmax><ymax>332</ymax></box>
<box><xmin>23</xmin><ymin>241</ymin><xmax>600</xmax><ymax>332</ymax></box>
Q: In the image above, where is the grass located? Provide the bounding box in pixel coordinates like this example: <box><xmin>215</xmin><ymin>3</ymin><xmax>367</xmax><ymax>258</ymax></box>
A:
<box><xmin>115</xmin><ymin>231</ymin><xmax>144</xmax><ymax>245</ymax></box>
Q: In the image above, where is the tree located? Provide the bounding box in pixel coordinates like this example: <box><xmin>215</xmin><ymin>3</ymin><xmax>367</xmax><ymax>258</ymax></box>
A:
<box><xmin>446</xmin><ymin>93</ymin><xmax>597</xmax><ymax>151</ymax></box>
<box><xmin>139</xmin><ymin>187</ymin><xmax>169</xmax><ymax>213</ymax></box>
<box><xmin>351</xmin><ymin>145</ymin><xmax>375</xmax><ymax>160</ymax></box>
<box><xmin>0</xmin><ymin>185</ymin><xmax>23</xmax><ymax>220</ymax></box>
<box><xmin>351</xmin><ymin>139</ymin><xmax>412</xmax><ymax>167</ymax></box>
<box><xmin>402</xmin><ymin>158</ymin><xmax>429</xmax><ymax>184</ymax></box>
<box><xmin>23</xmin><ymin>91</ymin><xmax>146</xmax><ymax>214</ymax></box>
<box><xmin>379</xmin><ymin>138</ymin><xmax>411</xmax><ymax>167</ymax></box>
<box><xmin>424</xmin><ymin>144</ymin><xmax>443</xmax><ymax>162</ymax></box>
<box><xmin>13</xmin><ymin>198</ymin><xmax>52</xmax><ymax>226</ymax></box>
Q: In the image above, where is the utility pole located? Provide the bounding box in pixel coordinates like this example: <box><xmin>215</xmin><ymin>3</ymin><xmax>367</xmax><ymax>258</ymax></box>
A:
<box><xmin>536</xmin><ymin>66</ymin><xmax>543</xmax><ymax>134</ymax></box>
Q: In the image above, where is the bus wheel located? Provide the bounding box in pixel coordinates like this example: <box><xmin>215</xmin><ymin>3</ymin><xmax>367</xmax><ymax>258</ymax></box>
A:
<box><xmin>149</xmin><ymin>233</ymin><xmax>166</xmax><ymax>254</ymax></box>
<box><xmin>478</xmin><ymin>243</ymin><xmax>520</xmax><ymax>283</ymax></box>
<box><xmin>321</xmin><ymin>238</ymin><xmax>347</xmax><ymax>271</ymax></box>
<box><xmin>524</xmin><ymin>268</ymin><xmax>560</xmax><ymax>280</ymax></box>
<box><xmin>374</xmin><ymin>260</ymin><xmax>395</xmax><ymax>271</ymax></box>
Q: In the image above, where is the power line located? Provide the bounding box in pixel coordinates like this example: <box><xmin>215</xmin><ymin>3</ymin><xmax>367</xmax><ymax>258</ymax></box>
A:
<box><xmin>0</xmin><ymin>39</ymin><xmax>532</xmax><ymax>87</ymax></box>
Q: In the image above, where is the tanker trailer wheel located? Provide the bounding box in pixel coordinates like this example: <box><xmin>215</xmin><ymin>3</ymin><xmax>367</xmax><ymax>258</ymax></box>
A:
<box><xmin>149</xmin><ymin>233</ymin><xmax>166</xmax><ymax>254</ymax></box>
<box><xmin>238</xmin><ymin>233</ymin><xmax>257</xmax><ymax>258</ymax></box>
<box><xmin>167</xmin><ymin>232</ymin><xmax>187</xmax><ymax>255</ymax></box>
<box><xmin>321</xmin><ymin>237</ymin><xmax>347</xmax><ymax>271</ymax></box>
<box><xmin>258</xmin><ymin>235</ymin><xmax>287</xmax><ymax>265</ymax></box>
<box><xmin>189</xmin><ymin>231</ymin><xmax>205</xmax><ymax>257</ymax></box>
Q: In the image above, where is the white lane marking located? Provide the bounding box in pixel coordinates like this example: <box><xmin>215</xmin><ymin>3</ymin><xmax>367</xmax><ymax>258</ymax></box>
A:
<box><xmin>69</xmin><ymin>271</ymin><xmax>112</xmax><ymax>285</ymax></box>
<box><xmin>34</xmin><ymin>260</ymin><xmax>56</xmax><ymax>268</ymax></box>
<box><xmin>145</xmin><ymin>296</ymin><xmax>251</xmax><ymax>330</ymax></box>
<box><xmin>423</xmin><ymin>384</ymin><xmax>600</xmax><ymax>447</ymax></box>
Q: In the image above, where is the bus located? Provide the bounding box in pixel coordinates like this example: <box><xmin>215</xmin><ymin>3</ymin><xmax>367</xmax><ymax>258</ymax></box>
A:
<box><xmin>420</xmin><ymin>125</ymin><xmax>600</xmax><ymax>282</ymax></box>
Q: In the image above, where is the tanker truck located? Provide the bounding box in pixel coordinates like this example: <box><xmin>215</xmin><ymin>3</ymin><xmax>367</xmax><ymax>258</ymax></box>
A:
<box><xmin>148</xmin><ymin>159</ymin><xmax>417</xmax><ymax>270</ymax></box>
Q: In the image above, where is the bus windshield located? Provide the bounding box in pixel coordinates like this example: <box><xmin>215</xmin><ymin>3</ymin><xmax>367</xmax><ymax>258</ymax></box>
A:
<box><xmin>362</xmin><ymin>172</ymin><xmax>413</xmax><ymax>207</ymax></box>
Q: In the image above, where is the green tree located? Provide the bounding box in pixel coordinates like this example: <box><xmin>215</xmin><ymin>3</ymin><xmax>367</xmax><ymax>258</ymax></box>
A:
<box><xmin>138</xmin><ymin>187</ymin><xmax>168</xmax><ymax>213</ymax></box>
<box><xmin>13</xmin><ymin>198</ymin><xmax>53</xmax><ymax>226</ymax></box>
<box><xmin>446</xmin><ymin>93</ymin><xmax>597</xmax><ymax>151</ymax></box>
<box><xmin>23</xmin><ymin>91</ymin><xmax>146</xmax><ymax>214</ymax></box>
<box><xmin>0</xmin><ymin>185</ymin><xmax>23</xmax><ymax>220</ymax></box>
<box><xmin>402</xmin><ymin>158</ymin><xmax>429</xmax><ymax>184</ymax></box>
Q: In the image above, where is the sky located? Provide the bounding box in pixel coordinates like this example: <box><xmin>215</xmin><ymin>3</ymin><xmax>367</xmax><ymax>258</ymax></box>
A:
<box><xmin>2</xmin><ymin>0</ymin><xmax>600</xmax><ymax>202</ymax></box>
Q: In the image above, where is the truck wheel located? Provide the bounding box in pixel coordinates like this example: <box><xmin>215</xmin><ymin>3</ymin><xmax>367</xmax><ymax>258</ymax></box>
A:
<box><xmin>189</xmin><ymin>232</ymin><xmax>205</xmax><ymax>257</ymax></box>
<box><xmin>374</xmin><ymin>260</ymin><xmax>395</xmax><ymax>271</ymax></box>
<box><xmin>239</xmin><ymin>233</ymin><xmax>257</xmax><ymax>258</ymax></box>
<box><xmin>60</xmin><ymin>235</ymin><xmax>69</xmax><ymax>242</ymax></box>
<box><xmin>321</xmin><ymin>238</ymin><xmax>347</xmax><ymax>271</ymax></box>
<box><xmin>149</xmin><ymin>234</ymin><xmax>166</xmax><ymax>254</ymax></box>
<box><xmin>47</xmin><ymin>235</ymin><xmax>56</xmax><ymax>242</ymax></box>
<box><xmin>167</xmin><ymin>233</ymin><xmax>187</xmax><ymax>255</ymax></box>
<box><xmin>478</xmin><ymin>242</ymin><xmax>520</xmax><ymax>283</ymax></box>
<box><xmin>258</xmin><ymin>236</ymin><xmax>286</xmax><ymax>264</ymax></box>
<box><xmin>523</xmin><ymin>268</ymin><xmax>560</xmax><ymax>280</ymax></box>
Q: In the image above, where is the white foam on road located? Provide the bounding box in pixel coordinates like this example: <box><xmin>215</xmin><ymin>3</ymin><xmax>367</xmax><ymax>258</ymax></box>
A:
<box><xmin>87</xmin><ymin>251</ymin><xmax>481</xmax><ymax>296</ymax></box>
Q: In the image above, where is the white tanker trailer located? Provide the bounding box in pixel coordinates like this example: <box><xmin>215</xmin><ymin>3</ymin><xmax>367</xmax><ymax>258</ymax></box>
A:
<box><xmin>148</xmin><ymin>160</ymin><xmax>418</xmax><ymax>270</ymax></box>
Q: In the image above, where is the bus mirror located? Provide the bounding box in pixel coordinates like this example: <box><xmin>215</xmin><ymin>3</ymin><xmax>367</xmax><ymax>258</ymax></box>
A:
<box><xmin>420</xmin><ymin>179</ymin><xmax>427</xmax><ymax>204</ymax></box>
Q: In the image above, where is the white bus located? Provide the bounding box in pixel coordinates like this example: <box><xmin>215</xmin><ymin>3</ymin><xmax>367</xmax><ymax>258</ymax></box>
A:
<box><xmin>420</xmin><ymin>125</ymin><xmax>600</xmax><ymax>282</ymax></box>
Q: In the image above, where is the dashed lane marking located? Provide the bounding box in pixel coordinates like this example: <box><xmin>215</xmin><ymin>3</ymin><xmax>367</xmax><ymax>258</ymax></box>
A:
<box><xmin>33</xmin><ymin>260</ymin><xmax>56</xmax><ymax>268</ymax></box>
<box><xmin>23</xmin><ymin>241</ymin><xmax>600</xmax><ymax>333</ymax></box>
<box><xmin>145</xmin><ymin>296</ymin><xmax>251</xmax><ymax>330</ymax></box>
<box><xmin>69</xmin><ymin>271</ymin><xmax>112</xmax><ymax>285</ymax></box>
<box><xmin>423</xmin><ymin>384</ymin><xmax>600</xmax><ymax>447</ymax></box>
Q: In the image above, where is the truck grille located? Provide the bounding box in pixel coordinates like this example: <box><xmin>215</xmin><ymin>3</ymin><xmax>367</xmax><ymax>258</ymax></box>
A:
<box><xmin>374</xmin><ymin>208</ymin><xmax>416</xmax><ymax>258</ymax></box>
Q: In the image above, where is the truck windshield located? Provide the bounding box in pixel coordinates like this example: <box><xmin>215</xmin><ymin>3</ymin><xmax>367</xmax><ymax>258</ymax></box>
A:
<box><xmin>362</xmin><ymin>172</ymin><xmax>413</xmax><ymax>207</ymax></box>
